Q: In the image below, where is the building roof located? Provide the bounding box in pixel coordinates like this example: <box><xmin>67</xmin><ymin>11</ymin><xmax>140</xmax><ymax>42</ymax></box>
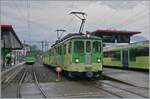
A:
<box><xmin>91</xmin><ymin>29</ymin><xmax>141</xmax><ymax>43</ymax></box>
<box><xmin>1</xmin><ymin>25</ymin><xmax>23</xmax><ymax>49</ymax></box>
<box><xmin>92</xmin><ymin>29</ymin><xmax>141</xmax><ymax>35</ymax></box>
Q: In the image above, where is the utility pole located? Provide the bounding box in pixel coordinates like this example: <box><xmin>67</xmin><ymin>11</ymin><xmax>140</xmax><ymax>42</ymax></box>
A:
<box><xmin>56</xmin><ymin>29</ymin><xmax>66</xmax><ymax>40</ymax></box>
<box><xmin>69</xmin><ymin>12</ymin><xmax>87</xmax><ymax>34</ymax></box>
<box><xmin>41</xmin><ymin>41</ymin><xmax>44</xmax><ymax>52</ymax></box>
<box><xmin>3</xmin><ymin>37</ymin><xmax>6</xmax><ymax>68</ymax></box>
<box><xmin>45</xmin><ymin>41</ymin><xmax>47</xmax><ymax>51</ymax></box>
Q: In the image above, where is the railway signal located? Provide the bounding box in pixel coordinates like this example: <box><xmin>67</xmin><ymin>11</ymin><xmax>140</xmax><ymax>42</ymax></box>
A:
<box><xmin>69</xmin><ymin>11</ymin><xmax>87</xmax><ymax>34</ymax></box>
<box><xmin>55</xmin><ymin>66</ymin><xmax>62</xmax><ymax>81</ymax></box>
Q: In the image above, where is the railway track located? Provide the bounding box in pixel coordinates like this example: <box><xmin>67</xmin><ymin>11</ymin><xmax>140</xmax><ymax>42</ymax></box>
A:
<box><xmin>17</xmin><ymin>69</ymin><xmax>27</xmax><ymax>98</ymax></box>
<box><xmin>84</xmin><ymin>79</ymin><xmax>148</xmax><ymax>98</ymax></box>
<box><xmin>102</xmin><ymin>74</ymin><xmax>148</xmax><ymax>89</ymax></box>
<box><xmin>101</xmin><ymin>81</ymin><xmax>148</xmax><ymax>98</ymax></box>
<box><xmin>17</xmin><ymin>65</ymin><xmax>47</xmax><ymax>98</ymax></box>
<box><xmin>32</xmin><ymin>66</ymin><xmax>47</xmax><ymax>98</ymax></box>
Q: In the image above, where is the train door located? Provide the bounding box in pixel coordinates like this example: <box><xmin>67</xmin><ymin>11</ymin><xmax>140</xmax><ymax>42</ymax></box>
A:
<box><xmin>122</xmin><ymin>50</ymin><xmax>128</xmax><ymax>69</ymax></box>
<box><xmin>85</xmin><ymin>41</ymin><xmax>92</xmax><ymax>64</ymax></box>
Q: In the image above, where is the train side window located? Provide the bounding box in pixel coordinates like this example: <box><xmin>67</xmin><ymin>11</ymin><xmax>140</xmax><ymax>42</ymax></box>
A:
<box><xmin>56</xmin><ymin>47</ymin><xmax>58</xmax><ymax>55</ymax></box>
<box><xmin>74</xmin><ymin>41</ymin><xmax>84</xmax><ymax>53</ymax></box>
<box><xmin>58</xmin><ymin>46</ymin><xmax>61</xmax><ymax>55</ymax></box>
<box><xmin>111</xmin><ymin>51</ymin><xmax>121</xmax><ymax>61</ymax></box>
<box><xmin>129</xmin><ymin>49</ymin><xmax>136</xmax><ymax>61</ymax></box>
<box><xmin>57</xmin><ymin>47</ymin><xmax>59</xmax><ymax>55</ymax></box>
<box><xmin>137</xmin><ymin>47</ymin><xmax>149</xmax><ymax>56</ymax></box>
<box><xmin>68</xmin><ymin>42</ymin><xmax>71</xmax><ymax>54</ymax></box>
<box><xmin>130</xmin><ymin>47</ymin><xmax>149</xmax><ymax>62</ymax></box>
<box><xmin>93</xmin><ymin>41</ymin><xmax>98</xmax><ymax>53</ymax></box>
<box><xmin>60</xmin><ymin>46</ymin><xmax>62</xmax><ymax>55</ymax></box>
<box><xmin>86</xmin><ymin>41</ymin><xmax>91</xmax><ymax>53</ymax></box>
<box><xmin>63</xmin><ymin>44</ymin><xmax>66</xmax><ymax>55</ymax></box>
<box><xmin>144</xmin><ymin>47</ymin><xmax>149</xmax><ymax>56</ymax></box>
<box><xmin>49</xmin><ymin>50</ymin><xmax>51</xmax><ymax>56</ymax></box>
<box><xmin>104</xmin><ymin>52</ymin><xmax>109</xmax><ymax>57</ymax></box>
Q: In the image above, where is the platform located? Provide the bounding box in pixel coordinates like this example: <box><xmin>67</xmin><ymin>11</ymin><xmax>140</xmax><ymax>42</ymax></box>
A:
<box><xmin>2</xmin><ymin>62</ymin><xmax>25</xmax><ymax>75</ymax></box>
<box><xmin>103</xmin><ymin>68</ymin><xmax>149</xmax><ymax>88</ymax></box>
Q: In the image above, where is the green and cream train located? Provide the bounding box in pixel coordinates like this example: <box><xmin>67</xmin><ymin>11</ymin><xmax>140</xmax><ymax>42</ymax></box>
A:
<box><xmin>43</xmin><ymin>33</ymin><xmax>103</xmax><ymax>78</ymax></box>
<box><xmin>103</xmin><ymin>41</ymin><xmax>149</xmax><ymax>70</ymax></box>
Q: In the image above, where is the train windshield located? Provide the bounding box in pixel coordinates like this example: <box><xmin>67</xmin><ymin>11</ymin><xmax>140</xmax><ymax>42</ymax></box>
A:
<box><xmin>26</xmin><ymin>52</ymin><xmax>34</xmax><ymax>57</ymax></box>
<box><xmin>86</xmin><ymin>41</ymin><xmax>91</xmax><ymax>53</ymax></box>
<box><xmin>74</xmin><ymin>41</ymin><xmax>84</xmax><ymax>53</ymax></box>
<box><xmin>93</xmin><ymin>41</ymin><xmax>101</xmax><ymax>53</ymax></box>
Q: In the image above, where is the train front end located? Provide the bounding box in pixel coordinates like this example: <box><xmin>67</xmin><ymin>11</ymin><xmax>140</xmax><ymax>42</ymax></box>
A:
<box><xmin>65</xmin><ymin>35</ymin><xmax>103</xmax><ymax>78</ymax></box>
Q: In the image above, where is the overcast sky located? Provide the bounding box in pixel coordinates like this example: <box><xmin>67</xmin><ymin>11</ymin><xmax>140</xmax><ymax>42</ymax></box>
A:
<box><xmin>1</xmin><ymin>1</ymin><xmax>149</xmax><ymax>48</ymax></box>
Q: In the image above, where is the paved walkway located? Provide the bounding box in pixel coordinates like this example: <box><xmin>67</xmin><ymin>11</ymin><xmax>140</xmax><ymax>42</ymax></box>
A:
<box><xmin>103</xmin><ymin>68</ymin><xmax>149</xmax><ymax>88</ymax></box>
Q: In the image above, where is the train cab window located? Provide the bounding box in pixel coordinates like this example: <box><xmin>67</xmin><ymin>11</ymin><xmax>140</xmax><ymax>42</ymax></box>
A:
<box><xmin>74</xmin><ymin>41</ymin><xmax>84</xmax><ymax>53</ymax></box>
<box><xmin>98</xmin><ymin>41</ymin><xmax>101</xmax><ymax>53</ymax></box>
<box><xmin>93</xmin><ymin>41</ymin><xmax>98</xmax><ymax>53</ymax></box>
<box><xmin>68</xmin><ymin>42</ymin><xmax>72</xmax><ymax>54</ymax></box>
<box><xmin>93</xmin><ymin>41</ymin><xmax>101</xmax><ymax>53</ymax></box>
<box><xmin>86</xmin><ymin>41</ymin><xmax>91</xmax><ymax>53</ymax></box>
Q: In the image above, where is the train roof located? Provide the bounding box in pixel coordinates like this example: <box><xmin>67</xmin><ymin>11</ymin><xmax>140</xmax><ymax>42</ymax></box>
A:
<box><xmin>103</xmin><ymin>41</ymin><xmax>149</xmax><ymax>52</ymax></box>
<box><xmin>51</xmin><ymin>33</ymin><xmax>102</xmax><ymax>47</ymax></box>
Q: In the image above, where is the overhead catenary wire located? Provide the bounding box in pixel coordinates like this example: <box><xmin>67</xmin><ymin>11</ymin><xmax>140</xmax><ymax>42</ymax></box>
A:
<box><xmin>12</xmin><ymin>1</ymin><xmax>52</xmax><ymax>33</ymax></box>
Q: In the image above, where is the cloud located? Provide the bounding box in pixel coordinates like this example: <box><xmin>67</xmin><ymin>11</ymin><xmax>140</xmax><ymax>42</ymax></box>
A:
<box><xmin>1</xmin><ymin>1</ymin><xmax>149</xmax><ymax>48</ymax></box>
<box><xmin>100</xmin><ymin>1</ymin><xmax>141</xmax><ymax>10</ymax></box>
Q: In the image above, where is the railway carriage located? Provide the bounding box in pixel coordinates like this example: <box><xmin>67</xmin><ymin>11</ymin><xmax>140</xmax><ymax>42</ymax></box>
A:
<box><xmin>103</xmin><ymin>41</ymin><xmax>149</xmax><ymax>70</ymax></box>
<box><xmin>25</xmin><ymin>51</ymin><xmax>35</xmax><ymax>65</ymax></box>
<box><xmin>43</xmin><ymin>33</ymin><xmax>103</xmax><ymax>78</ymax></box>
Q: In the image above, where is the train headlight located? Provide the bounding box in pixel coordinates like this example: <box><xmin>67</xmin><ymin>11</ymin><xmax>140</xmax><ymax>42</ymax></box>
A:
<box><xmin>97</xmin><ymin>58</ymin><xmax>101</xmax><ymax>63</ymax></box>
<box><xmin>75</xmin><ymin>59</ymin><xmax>79</xmax><ymax>63</ymax></box>
<box><xmin>87</xmin><ymin>34</ymin><xmax>90</xmax><ymax>38</ymax></box>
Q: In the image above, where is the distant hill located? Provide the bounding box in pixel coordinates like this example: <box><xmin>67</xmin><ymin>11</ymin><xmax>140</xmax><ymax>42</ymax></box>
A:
<box><xmin>130</xmin><ymin>35</ymin><xmax>148</xmax><ymax>43</ymax></box>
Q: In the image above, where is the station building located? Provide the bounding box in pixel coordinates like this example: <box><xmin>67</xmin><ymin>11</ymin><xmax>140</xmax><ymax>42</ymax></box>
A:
<box><xmin>1</xmin><ymin>25</ymin><xmax>24</xmax><ymax>69</ymax></box>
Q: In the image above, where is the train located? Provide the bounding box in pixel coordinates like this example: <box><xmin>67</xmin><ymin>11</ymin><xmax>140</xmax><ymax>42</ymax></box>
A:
<box><xmin>25</xmin><ymin>51</ymin><xmax>36</xmax><ymax>65</ymax></box>
<box><xmin>103</xmin><ymin>41</ymin><xmax>149</xmax><ymax>71</ymax></box>
<box><xmin>43</xmin><ymin>33</ymin><xmax>103</xmax><ymax>78</ymax></box>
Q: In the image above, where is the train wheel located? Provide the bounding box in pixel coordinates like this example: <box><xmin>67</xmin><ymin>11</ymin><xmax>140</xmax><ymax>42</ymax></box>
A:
<box><xmin>85</xmin><ymin>72</ymin><xmax>93</xmax><ymax>78</ymax></box>
<box><xmin>94</xmin><ymin>71</ymin><xmax>102</xmax><ymax>79</ymax></box>
<box><xmin>68</xmin><ymin>72</ymin><xmax>74</xmax><ymax>78</ymax></box>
